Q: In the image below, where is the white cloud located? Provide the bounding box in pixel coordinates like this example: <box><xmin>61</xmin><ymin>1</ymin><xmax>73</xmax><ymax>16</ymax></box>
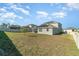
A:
<box><xmin>36</xmin><ymin>11</ymin><xmax>48</xmax><ymax>18</ymax></box>
<box><xmin>0</xmin><ymin>8</ymin><xmax>7</xmax><ymax>12</ymax></box>
<box><xmin>1</xmin><ymin>12</ymin><xmax>23</xmax><ymax>19</ymax></box>
<box><xmin>11</xmin><ymin>4</ymin><xmax>30</xmax><ymax>15</ymax></box>
<box><xmin>26</xmin><ymin>6</ymin><xmax>30</xmax><ymax>9</ymax></box>
<box><xmin>0</xmin><ymin>8</ymin><xmax>7</xmax><ymax>16</ymax></box>
<box><xmin>18</xmin><ymin>8</ymin><xmax>30</xmax><ymax>15</ymax></box>
<box><xmin>52</xmin><ymin>11</ymin><xmax>66</xmax><ymax>18</ymax></box>
<box><xmin>67</xmin><ymin>3</ymin><xmax>79</xmax><ymax>9</ymax></box>
<box><xmin>0</xmin><ymin>4</ymin><xmax>29</xmax><ymax>24</ymax></box>
<box><xmin>36</xmin><ymin>11</ymin><xmax>66</xmax><ymax>19</ymax></box>
<box><xmin>0</xmin><ymin>12</ymin><xmax>23</xmax><ymax>24</ymax></box>
<box><xmin>2</xmin><ymin>13</ymin><xmax>16</xmax><ymax>18</ymax></box>
<box><xmin>65</xmin><ymin>3</ymin><xmax>79</xmax><ymax>11</ymax></box>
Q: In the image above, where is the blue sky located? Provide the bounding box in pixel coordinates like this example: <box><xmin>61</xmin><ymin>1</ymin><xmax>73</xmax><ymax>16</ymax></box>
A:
<box><xmin>0</xmin><ymin>3</ymin><xmax>79</xmax><ymax>28</ymax></box>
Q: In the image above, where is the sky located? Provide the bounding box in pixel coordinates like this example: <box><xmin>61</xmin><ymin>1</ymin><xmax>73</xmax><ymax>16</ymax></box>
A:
<box><xmin>0</xmin><ymin>3</ymin><xmax>79</xmax><ymax>28</ymax></box>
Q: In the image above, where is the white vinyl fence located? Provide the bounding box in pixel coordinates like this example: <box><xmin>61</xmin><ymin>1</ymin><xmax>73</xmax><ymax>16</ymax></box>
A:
<box><xmin>71</xmin><ymin>32</ymin><xmax>79</xmax><ymax>49</ymax></box>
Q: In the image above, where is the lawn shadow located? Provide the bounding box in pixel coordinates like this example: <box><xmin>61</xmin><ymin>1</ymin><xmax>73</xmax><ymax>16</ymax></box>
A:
<box><xmin>0</xmin><ymin>31</ymin><xmax>22</xmax><ymax>56</ymax></box>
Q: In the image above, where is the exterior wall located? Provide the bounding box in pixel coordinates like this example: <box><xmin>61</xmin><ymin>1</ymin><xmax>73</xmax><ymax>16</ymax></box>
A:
<box><xmin>64</xmin><ymin>29</ymin><xmax>73</xmax><ymax>34</ymax></box>
<box><xmin>53</xmin><ymin>28</ymin><xmax>62</xmax><ymax>35</ymax></box>
<box><xmin>52</xmin><ymin>23</ymin><xmax>62</xmax><ymax>34</ymax></box>
<box><xmin>38</xmin><ymin>27</ymin><xmax>62</xmax><ymax>35</ymax></box>
<box><xmin>38</xmin><ymin>28</ymin><xmax>53</xmax><ymax>35</ymax></box>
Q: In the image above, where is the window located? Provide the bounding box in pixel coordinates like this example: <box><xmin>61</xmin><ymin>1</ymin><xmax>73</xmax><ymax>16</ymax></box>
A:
<box><xmin>39</xmin><ymin>28</ymin><xmax>42</xmax><ymax>32</ymax></box>
<box><xmin>47</xmin><ymin>28</ymin><xmax>49</xmax><ymax>31</ymax></box>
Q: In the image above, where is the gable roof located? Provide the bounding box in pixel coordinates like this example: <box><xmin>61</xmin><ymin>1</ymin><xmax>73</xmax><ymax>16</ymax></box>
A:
<box><xmin>39</xmin><ymin>21</ymin><xmax>61</xmax><ymax>28</ymax></box>
<box><xmin>43</xmin><ymin>21</ymin><xmax>60</xmax><ymax>24</ymax></box>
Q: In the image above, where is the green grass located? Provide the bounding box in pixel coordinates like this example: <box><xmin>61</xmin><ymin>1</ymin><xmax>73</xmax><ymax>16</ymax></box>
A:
<box><xmin>0</xmin><ymin>31</ymin><xmax>79</xmax><ymax>56</ymax></box>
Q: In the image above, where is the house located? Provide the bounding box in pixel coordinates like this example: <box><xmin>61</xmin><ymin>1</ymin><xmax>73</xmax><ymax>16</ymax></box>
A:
<box><xmin>37</xmin><ymin>21</ymin><xmax>62</xmax><ymax>35</ymax></box>
<box><xmin>25</xmin><ymin>24</ymin><xmax>38</xmax><ymax>33</ymax></box>
<box><xmin>0</xmin><ymin>23</ymin><xmax>21</xmax><ymax>32</ymax></box>
<box><xmin>8</xmin><ymin>25</ymin><xmax>21</xmax><ymax>32</ymax></box>
<box><xmin>64</xmin><ymin>29</ymin><xmax>73</xmax><ymax>34</ymax></box>
<box><xmin>63</xmin><ymin>27</ymin><xmax>75</xmax><ymax>34</ymax></box>
<box><xmin>0</xmin><ymin>23</ymin><xmax>9</xmax><ymax>31</ymax></box>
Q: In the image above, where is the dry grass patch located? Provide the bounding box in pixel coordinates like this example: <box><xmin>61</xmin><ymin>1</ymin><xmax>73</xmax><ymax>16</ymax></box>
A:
<box><xmin>5</xmin><ymin>32</ymin><xmax>79</xmax><ymax>56</ymax></box>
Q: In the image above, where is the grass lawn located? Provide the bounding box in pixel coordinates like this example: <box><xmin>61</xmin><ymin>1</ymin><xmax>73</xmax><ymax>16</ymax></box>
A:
<box><xmin>0</xmin><ymin>32</ymin><xmax>79</xmax><ymax>56</ymax></box>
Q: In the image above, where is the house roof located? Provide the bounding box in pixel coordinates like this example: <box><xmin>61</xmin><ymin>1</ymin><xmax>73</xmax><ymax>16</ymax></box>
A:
<box><xmin>38</xmin><ymin>21</ymin><xmax>61</xmax><ymax>28</ymax></box>
<box><xmin>43</xmin><ymin>21</ymin><xmax>60</xmax><ymax>24</ymax></box>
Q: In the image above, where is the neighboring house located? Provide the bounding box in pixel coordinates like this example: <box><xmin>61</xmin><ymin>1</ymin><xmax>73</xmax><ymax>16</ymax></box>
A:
<box><xmin>37</xmin><ymin>21</ymin><xmax>62</xmax><ymax>35</ymax></box>
<box><xmin>64</xmin><ymin>29</ymin><xmax>73</xmax><ymax>34</ymax></box>
<box><xmin>0</xmin><ymin>23</ymin><xmax>9</xmax><ymax>31</ymax></box>
<box><xmin>0</xmin><ymin>23</ymin><xmax>21</xmax><ymax>32</ymax></box>
<box><xmin>26</xmin><ymin>24</ymin><xmax>38</xmax><ymax>33</ymax></box>
<box><xmin>64</xmin><ymin>27</ymin><xmax>75</xmax><ymax>34</ymax></box>
<box><xmin>8</xmin><ymin>25</ymin><xmax>21</xmax><ymax>32</ymax></box>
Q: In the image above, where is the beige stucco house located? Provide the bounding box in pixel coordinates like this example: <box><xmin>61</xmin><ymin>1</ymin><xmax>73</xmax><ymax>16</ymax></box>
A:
<box><xmin>37</xmin><ymin>21</ymin><xmax>62</xmax><ymax>35</ymax></box>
